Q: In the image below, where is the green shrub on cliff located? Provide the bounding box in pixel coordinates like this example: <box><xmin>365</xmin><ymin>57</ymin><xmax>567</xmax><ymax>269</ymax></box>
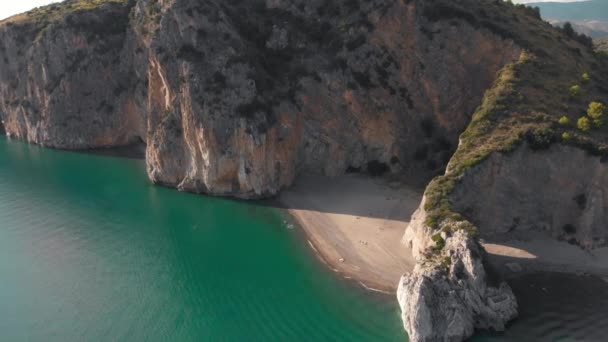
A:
<box><xmin>577</xmin><ymin>116</ymin><xmax>591</xmax><ymax>132</ymax></box>
<box><xmin>569</xmin><ymin>85</ymin><xmax>581</xmax><ymax>98</ymax></box>
<box><xmin>561</xmin><ymin>132</ymin><xmax>572</xmax><ymax>141</ymax></box>
<box><xmin>558</xmin><ymin>116</ymin><xmax>570</xmax><ymax>126</ymax></box>
<box><xmin>581</xmin><ymin>73</ymin><xmax>590</xmax><ymax>83</ymax></box>
<box><xmin>431</xmin><ymin>233</ymin><xmax>445</xmax><ymax>253</ymax></box>
<box><xmin>588</xmin><ymin>101</ymin><xmax>606</xmax><ymax>128</ymax></box>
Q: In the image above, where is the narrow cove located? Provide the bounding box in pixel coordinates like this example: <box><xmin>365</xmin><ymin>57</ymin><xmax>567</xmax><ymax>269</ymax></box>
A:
<box><xmin>0</xmin><ymin>137</ymin><xmax>405</xmax><ymax>341</ymax></box>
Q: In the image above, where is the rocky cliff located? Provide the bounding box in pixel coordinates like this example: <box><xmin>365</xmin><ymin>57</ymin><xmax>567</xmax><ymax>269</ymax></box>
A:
<box><xmin>397</xmin><ymin>0</ymin><xmax>608</xmax><ymax>340</ymax></box>
<box><xmin>0</xmin><ymin>0</ymin><xmax>143</xmax><ymax>148</ymax></box>
<box><xmin>1</xmin><ymin>0</ymin><xmax>607</xmax><ymax>341</ymax></box>
<box><xmin>451</xmin><ymin>144</ymin><xmax>608</xmax><ymax>249</ymax></box>
<box><xmin>0</xmin><ymin>0</ymin><xmax>520</xmax><ymax>197</ymax></box>
<box><xmin>134</xmin><ymin>0</ymin><xmax>521</xmax><ymax>197</ymax></box>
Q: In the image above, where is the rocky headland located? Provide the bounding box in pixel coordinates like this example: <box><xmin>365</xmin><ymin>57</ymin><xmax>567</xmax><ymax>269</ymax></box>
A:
<box><xmin>1</xmin><ymin>0</ymin><xmax>607</xmax><ymax>341</ymax></box>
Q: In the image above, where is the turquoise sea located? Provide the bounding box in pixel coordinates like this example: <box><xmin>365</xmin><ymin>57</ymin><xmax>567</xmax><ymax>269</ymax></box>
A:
<box><xmin>1</xmin><ymin>136</ymin><xmax>607</xmax><ymax>341</ymax></box>
<box><xmin>0</xmin><ymin>137</ymin><xmax>405</xmax><ymax>341</ymax></box>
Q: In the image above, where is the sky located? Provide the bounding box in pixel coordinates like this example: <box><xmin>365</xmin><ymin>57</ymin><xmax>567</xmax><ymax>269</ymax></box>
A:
<box><xmin>0</xmin><ymin>0</ymin><xmax>589</xmax><ymax>21</ymax></box>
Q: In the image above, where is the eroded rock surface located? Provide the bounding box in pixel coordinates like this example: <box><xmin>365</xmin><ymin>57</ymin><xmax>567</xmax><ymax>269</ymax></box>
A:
<box><xmin>451</xmin><ymin>144</ymin><xmax>608</xmax><ymax>249</ymax></box>
<box><xmin>0</xmin><ymin>1</ymin><xmax>143</xmax><ymax>148</ymax></box>
<box><xmin>0</xmin><ymin>0</ymin><xmax>520</xmax><ymax>197</ymax></box>
<box><xmin>400</xmin><ymin>210</ymin><xmax>518</xmax><ymax>342</ymax></box>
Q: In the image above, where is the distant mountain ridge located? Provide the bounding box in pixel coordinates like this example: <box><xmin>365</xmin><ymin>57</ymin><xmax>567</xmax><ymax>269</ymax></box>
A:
<box><xmin>528</xmin><ymin>0</ymin><xmax>608</xmax><ymax>37</ymax></box>
<box><xmin>528</xmin><ymin>0</ymin><xmax>608</xmax><ymax>22</ymax></box>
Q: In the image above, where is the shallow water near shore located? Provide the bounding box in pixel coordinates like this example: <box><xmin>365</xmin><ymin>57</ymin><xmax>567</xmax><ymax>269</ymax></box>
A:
<box><xmin>0</xmin><ymin>137</ymin><xmax>405</xmax><ymax>341</ymax></box>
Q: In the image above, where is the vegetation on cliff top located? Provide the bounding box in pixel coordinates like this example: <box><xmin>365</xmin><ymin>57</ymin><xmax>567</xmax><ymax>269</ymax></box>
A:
<box><xmin>1</xmin><ymin>0</ymin><xmax>125</xmax><ymax>25</ymax></box>
<box><xmin>0</xmin><ymin>0</ymin><xmax>130</xmax><ymax>40</ymax></box>
<box><xmin>421</xmin><ymin>0</ymin><xmax>608</xmax><ymax>252</ymax></box>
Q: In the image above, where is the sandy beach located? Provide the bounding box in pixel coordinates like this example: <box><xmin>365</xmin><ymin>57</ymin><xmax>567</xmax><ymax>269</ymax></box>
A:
<box><xmin>279</xmin><ymin>174</ymin><xmax>421</xmax><ymax>292</ymax></box>
<box><xmin>279</xmin><ymin>174</ymin><xmax>608</xmax><ymax>293</ymax></box>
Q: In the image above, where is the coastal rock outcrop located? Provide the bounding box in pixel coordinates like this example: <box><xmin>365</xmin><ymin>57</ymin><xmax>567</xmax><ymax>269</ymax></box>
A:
<box><xmin>398</xmin><ymin>230</ymin><xmax>517</xmax><ymax>342</ymax></box>
<box><xmin>398</xmin><ymin>143</ymin><xmax>608</xmax><ymax>341</ymax></box>
<box><xmin>400</xmin><ymin>208</ymin><xmax>518</xmax><ymax>342</ymax></box>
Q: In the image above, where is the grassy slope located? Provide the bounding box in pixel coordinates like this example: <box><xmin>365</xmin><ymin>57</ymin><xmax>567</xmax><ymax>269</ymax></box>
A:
<box><xmin>1</xmin><ymin>0</ymin><xmax>126</xmax><ymax>24</ymax></box>
<box><xmin>421</xmin><ymin>0</ymin><xmax>608</xmax><ymax>242</ymax></box>
<box><xmin>0</xmin><ymin>0</ymin><xmax>127</xmax><ymax>37</ymax></box>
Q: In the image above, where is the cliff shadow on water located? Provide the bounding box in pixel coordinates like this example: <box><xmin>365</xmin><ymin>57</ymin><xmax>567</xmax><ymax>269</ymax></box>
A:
<box><xmin>473</xmin><ymin>272</ymin><xmax>608</xmax><ymax>341</ymax></box>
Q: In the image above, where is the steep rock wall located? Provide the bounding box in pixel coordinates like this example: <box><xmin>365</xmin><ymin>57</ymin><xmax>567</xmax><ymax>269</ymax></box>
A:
<box><xmin>0</xmin><ymin>0</ymin><xmax>520</xmax><ymax>197</ymax></box>
<box><xmin>451</xmin><ymin>144</ymin><xmax>608</xmax><ymax>249</ymax></box>
<box><xmin>0</xmin><ymin>1</ymin><xmax>143</xmax><ymax>148</ymax></box>
<box><xmin>134</xmin><ymin>0</ymin><xmax>520</xmax><ymax>197</ymax></box>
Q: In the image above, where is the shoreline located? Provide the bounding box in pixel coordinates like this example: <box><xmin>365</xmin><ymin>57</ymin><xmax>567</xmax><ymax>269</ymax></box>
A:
<box><xmin>278</xmin><ymin>174</ymin><xmax>420</xmax><ymax>293</ymax></box>
<box><xmin>276</xmin><ymin>173</ymin><xmax>608</xmax><ymax>296</ymax></box>
<box><xmin>285</xmin><ymin>208</ymin><xmax>394</xmax><ymax>294</ymax></box>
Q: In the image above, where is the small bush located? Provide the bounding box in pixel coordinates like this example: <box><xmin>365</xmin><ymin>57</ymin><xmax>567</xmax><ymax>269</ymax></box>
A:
<box><xmin>577</xmin><ymin>116</ymin><xmax>591</xmax><ymax>132</ymax></box>
<box><xmin>558</xmin><ymin>116</ymin><xmax>570</xmax><ymax>126</ymax></box>
<box><xmin>561</xmin><ymin>132</ymin><xmax>572</xmax><ymax>141</ymax></box>
<box><xmin>431</xmin><ymin>233</ymin><xmax>445</xmax><ymax>253</ymax></box>
<box><xmin>569</xmin><ymin>85</ymin><xmax>581</xmax><ymax>98</ymax></box>
<box><xmin>525</xmin><ymin>127</ymin><xmax>556</xmax><ymax>150</ymax></box>
<box><xmin>587</xmin><ymin>101</ymin><xmax>605</xmax><ymax>128</ymax></box>
<box><xmin>581</xmin><ymin>73</ymin><xmax>590</xmax><ymax>83</ymax></box>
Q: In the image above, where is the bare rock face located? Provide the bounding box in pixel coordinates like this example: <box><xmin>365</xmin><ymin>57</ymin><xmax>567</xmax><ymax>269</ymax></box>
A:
<box><xmin>131</xmin><ymin>0</ymin><xmax>520</xmax><ymax>197</ymax></box>
<box><xmin>0</xmin><ymin>0</ymin><xmax>520</xmax><ymax>197</ymax></box>
<box><xmin>0</xmin><ymin>1</ymin><xmax>144</xmax><ymax>149</ymax></box>
<box><xmin>398</xmin><ymin>230</ymin><xmax>518</xmax><ymax>342</ymax></box>
<box><xmin>451</xmin><ymin>144</ymin><xmax>608</xmax><ymax>249</ymax></box>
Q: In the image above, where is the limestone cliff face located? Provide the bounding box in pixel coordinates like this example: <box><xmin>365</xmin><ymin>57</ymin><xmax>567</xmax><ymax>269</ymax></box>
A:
<box><xmin>400</xmin><ymin>197</ymin><xmax>519</xmax><ymax>342</ymax></box>
<box><xmin>135</xmin><ymin>0</ymin><xmax>520</xmax><ymax>197</ymax></box>
<box><xmin>398</xmin><ymin>231</ymin><xmax>517</xmax><ymax>342</ymax></box>
<box><xmin>451</xmin><ymin>144</ymin><xmax>608</xmax><ymax>249</ymax></box>
<box><xmin>0</xmin><ymin>0</ymin><xmax>520</xmax><ymax>197</ymax></box>
<box><xmin>0</xmin><ymin>1</ymin><xmax>144</xmax><ymax>149</ymax></box>
<box><xmin>0</xmin><ymin>0</ymin><xmax>519</xmax><ymax>197</ymax></box>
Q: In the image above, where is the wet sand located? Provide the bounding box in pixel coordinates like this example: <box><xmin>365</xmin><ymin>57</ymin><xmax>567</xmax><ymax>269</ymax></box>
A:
<box><xmin>279</xmin><ymin>174</ymin><xmax>420</xmax><ymax>292</ymax></box>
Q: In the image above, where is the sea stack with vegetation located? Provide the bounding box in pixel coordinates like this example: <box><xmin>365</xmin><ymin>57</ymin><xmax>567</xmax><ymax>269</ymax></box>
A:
<box><xmin>0</xmin><ymin>0</ymin><xmax>607</xmax><ymax>341</ymax></box>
